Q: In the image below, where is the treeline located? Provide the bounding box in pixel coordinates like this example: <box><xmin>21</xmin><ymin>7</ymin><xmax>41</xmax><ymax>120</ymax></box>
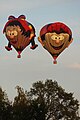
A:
<box><xmin>0</xmin><ymin>79</ymin><xmax>80</xmax><ymax>120</ymax></box>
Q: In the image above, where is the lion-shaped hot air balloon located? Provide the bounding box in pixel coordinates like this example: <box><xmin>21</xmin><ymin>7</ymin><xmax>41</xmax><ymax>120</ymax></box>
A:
<box><xmin>38</xmin><ymin>22</ymin><xmax>73</xmax><ymax>64</ymax></box>
<box><xmin>3</xmin><ymin>15</ymin><xmax>38</xmax><ymax>58</ymax></box>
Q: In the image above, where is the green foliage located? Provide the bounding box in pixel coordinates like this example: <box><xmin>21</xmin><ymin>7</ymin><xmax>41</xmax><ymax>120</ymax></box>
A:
<box><xmin>12</xmin><ymin>86</ymin><xmax>33</xmax><ymax>120</ymax></box>
<box><xmin>0</xmin><ymin>87</ymin><xmax>12</xmax><ymax>120</ymax></box>
<box><xmin>28</xmin><ymin>79</ymin><xmax>80</xmax><ymax>120</ymax></box>
<box><xmin>0</xmin><ymin>79</ymin><xmax>80</xmax><ymax>120</ymax></box>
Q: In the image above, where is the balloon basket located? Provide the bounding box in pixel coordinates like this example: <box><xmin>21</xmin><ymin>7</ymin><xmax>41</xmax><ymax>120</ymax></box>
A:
<box><xmin>17</xmin><ymin>54</ymin><xmax>21</xmax><ymax>58</ymax></box>
<box><xmin>53</xmin><ymin>60</ymin><xmax>57</xmax><ymax>64</ymax></box>
<box><xmin>53</xmin><ymin>56</ymin><xmax>57</xmax><ymax>64</ymax></box>
<box><xmin>17</xmin><ymin>51</ymin><xmax>21</xmax><ymax>58</ymax></box>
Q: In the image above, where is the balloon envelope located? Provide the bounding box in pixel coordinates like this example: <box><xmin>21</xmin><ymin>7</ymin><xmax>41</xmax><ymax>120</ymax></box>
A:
<box><xmin>3</xmin><ymin>15</ymin><xmax>38</xmax><ymax>58</ymax></box>
<box><xmin>38</xmin><ymin>22</ymin><xmax>73</xmax><ymax>64</ymax></box>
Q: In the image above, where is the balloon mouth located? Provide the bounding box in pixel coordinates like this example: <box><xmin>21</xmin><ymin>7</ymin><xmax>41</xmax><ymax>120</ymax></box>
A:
<box><xmin>11</xmin><ymin>40</ymin><xmax>17</xmax><ymax>44</ymax></box>
<box><xmin>50</xmin><ymin>43</ymin><xmax>64</xmax><ymax>50</ymax></box>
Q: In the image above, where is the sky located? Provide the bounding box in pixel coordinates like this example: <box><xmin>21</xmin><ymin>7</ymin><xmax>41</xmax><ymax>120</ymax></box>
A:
<box><xmin>0</xmin><ymin>0</ymin><xmax>80</xmax><ymax>113</ymax></box>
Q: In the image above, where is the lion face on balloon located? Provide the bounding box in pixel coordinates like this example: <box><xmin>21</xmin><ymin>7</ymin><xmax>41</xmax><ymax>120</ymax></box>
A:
<box><xmin>5</xmin><ymin>25</ymin><xmax>21</xmax><ymax>44</ymax></box>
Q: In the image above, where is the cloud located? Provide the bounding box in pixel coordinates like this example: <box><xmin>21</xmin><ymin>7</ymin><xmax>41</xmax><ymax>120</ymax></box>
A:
<box><xmin>67</xmin><ymin>63</ymin><xmax>80</xmax><ymax>69</ymax></box>
<box><xmin>0</xmin><ymin>1</ymin><xmax>36</xmax><ymax>14</ymax></box>
<box><xmin>0</xmin><ymin>0</ymin><xmax>70</xmax><ymax>14</ymax></box>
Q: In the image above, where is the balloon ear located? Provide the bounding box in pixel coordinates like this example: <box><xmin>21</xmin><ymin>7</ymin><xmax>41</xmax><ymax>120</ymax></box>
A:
<box><xmin>18</xmin><ymin>15</ymin><xmax>26</xmax><ymax>20</ymax></box>
<box><xmin>8</xmin><ymin>15</ymin><xmax>15</xmax><ymax>20</ymax></box>
<box><xmin>38</xmin><ymin>36</ymin><xmax>44</xmax><ymax>47</ymax></box>
<box><xmin>67</xmin><ymin>38</ymin><xmax>73</xmax><ymax>48</ymax></box>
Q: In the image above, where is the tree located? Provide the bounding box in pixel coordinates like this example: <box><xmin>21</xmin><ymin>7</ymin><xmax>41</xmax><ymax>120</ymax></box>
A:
<box><xmin>28</xmin><ymin>79</ymin><xmax>80</xmax><ymax>120</ymax></box>
<box><xmin>0</xmin><ymin>87</ymin><xmax>12</xmax><ymax>120</ymax></box>
<box><xmin>12</xmin><ymin>86</ymin><xmax>34</xmax><ymax>120</ymax></box>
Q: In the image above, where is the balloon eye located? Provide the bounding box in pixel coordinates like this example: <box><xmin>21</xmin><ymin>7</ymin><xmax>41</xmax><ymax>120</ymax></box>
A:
<box><xmin>59</xmin><ymin>36</ymin><xmax>64</xmax><ymax>40</ymax></box>
<box><xmin>55</xmin><ymin>37</ymin><xmax>57</xmax><ymax>39</ymax></box>
<box><xmin>12</xmin><ymin>33</ymin><xmax>14</xmax><ymax>35</ymax></box>
<box><xmin>11</xmin><ymin>31</ymin><xmax>14</xmax><ymax>36</ymax></box>
<box><xmin>13</xmin><ymin>31</ymin><xmax>18</xmax><ymax>36</ymax></box>
<box><xmin>6</xmin><ymin>31</ymin><xmax>11</xmax><ymax>36</ymax></box>
<box><xmin>51</xmin><ymin>35</ymin><xmax>58</xmax><ymax>40</ymax></box>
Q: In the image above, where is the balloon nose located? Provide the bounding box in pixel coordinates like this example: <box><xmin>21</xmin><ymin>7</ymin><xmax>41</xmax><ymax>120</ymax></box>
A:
<box><xmin>55</xmin><ymin>40</ymin><xmax>60</xmax><ymax>44</ymax></box>
<box><xmin>10</xmin><ymin>36</ymin><xmax>14</xmax><ymax>39</ymax></box>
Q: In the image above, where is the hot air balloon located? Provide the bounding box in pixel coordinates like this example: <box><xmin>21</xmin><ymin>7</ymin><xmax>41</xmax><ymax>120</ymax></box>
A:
<box><xmin>3</xmin><ymin>15</ymin><xmax>38</xmax><ymax>58</ymax></box>
<box><xmin>38</xmin><ymin>22</ymin><xmax>73</xmax><ymax>64</ymax></box>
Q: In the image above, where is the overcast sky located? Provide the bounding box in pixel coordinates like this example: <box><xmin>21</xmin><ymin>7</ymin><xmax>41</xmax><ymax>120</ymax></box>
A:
<box><xmin>0</xmin><ymin>0</ymin><xmax>80</xmax><ymax>112</ymax></box>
